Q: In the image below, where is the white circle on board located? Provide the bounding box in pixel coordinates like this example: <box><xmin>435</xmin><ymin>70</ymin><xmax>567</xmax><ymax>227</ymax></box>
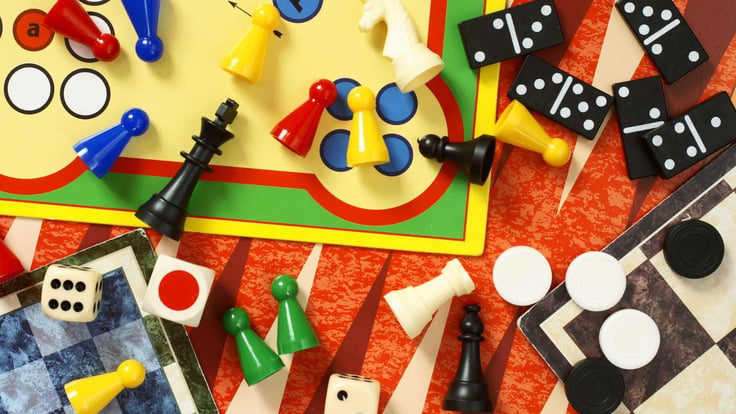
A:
<box><xmin>664</xmin><ymin>159</ymin><xmax>675</xmax><ymax>170</ymax></box>
<box><xmin>493</xmin><ymin>246</ymin><xmax>552</xmax><ymax>306</ymax></box>
<box><xmin>534</xmin><ymin>78</ymin><xmax>546</xmax><ymax>90</ymax></box>
<box><xmin>674</xmin><ymin>122</ymin><xmax>686</xmax><ymax>133</ymax></box>
<box><xmin>624</xmin><ymin>2</ymin><xmax>635</xmax><ymax>13</ymax></box>
<box><xmin>493</xmin><ymin>18</ymin><xmax>504</xmax><ymax>30</ymax></box>
<box><xmin>578</xmin><ymin>101</ymin><xmax>589</xmax><ymax>113</ymax></box>
<box><xmin>531</xmin><ymin>21</ymin><xmax>543</xmax><ymax>33</ymax></box>
<box><xmin>686</xmin><ymin>146</ymin><xmax>697</xmax><ymax>157</ymax></box>
<box><xmin>61</xmin><ymin>69</ymin><xmax>110</xmax><ymax>119</ymax></box>
<box><xmin>617</xmin><ymin>86</ymin><xmax>630</xmax><ymax>98</ymax></box>
<box><xmin>651</xmin><ymin>135</ymin><xmax>663</xmax><ymax>146</ymax></box>
<box><xmin>651</xmin><ymin>44</ymin><xmax>663</xmax><ymax>55</ymax></box>
<box><xmin>474</xmin><ymin>51</ymin><xmax>486</xmax><ymax>63</ymax></box>
<box><xmin>565</xmin><ymin>251</ymin><xmax>626</xmax><ymax>312</ymax></box>
<box><xmin>638</xmin><ymin>24</ymin><xmax>650</xmax><ymax>36</ymax></box>
<box><xmin>516</xmin><ymin>84</ymin><xmax>528</xmax><ymax>95</ymax></box>
<box><xmin>4</xmin><ymin>64</ymin><xmax>53</xmax><ymax>114</ymax></box>
<box><xmin>66</xmin><ymin>13</ymin><xmax>114</xmax><ymax>62</ymax></box>
<box><xmin>583</xmin><ymin>119</ymin><xmax>595</xmax><ymax>131</ymax></box>
<box><xmin>642</xmin><ymin>6</ymin><xmax>654</xmax><ymax>17</ymax></box>
<box><xmin>711</xmin><ymin>116</ymin><xmax>722</xmax><ymax>128</ymax></box>
<box><xmin>552</xmin><ymin>73</ymin><xmax>564</xmax><ymax>84</ymax></box>
<box><xmin>522</xmin><ymin>37</ymin><xmax>534</xmax><ymax>49</ymax></box>
<box><xmin>599</xmin><ymin>309</ymin><xmax>660</xmax><ymax>370</ymax></box>
<box><xmin>560</xmin><ymin>107</ymin><xmax>572</xmax><ymax>118</ymax></box>
<box><xmin>596</xmin><ymin>96</ymin><xmax>608</xmax><ymax>107</ymax></box>
<box><xmin>688</xmin><ymin>51</ymin><xmax>700</xmax><ymax>62</ymax></box>
<box><xmin>541</xmin><ymin>4</ymin><xmax>552</xmax><ymax>16</ymax></box>
<box><xmin>649</xmin><ymin>108</ymin><xmax>661</xmax><ymax>119</ymax></box>
<box><xmin>661</xmin><ymin>9</ymin><xmax>673</xmax><ymax>20</ymax></box>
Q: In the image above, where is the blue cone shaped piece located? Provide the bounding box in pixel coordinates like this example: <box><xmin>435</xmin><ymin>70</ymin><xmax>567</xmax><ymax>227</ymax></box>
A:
<box><xmin>73</xmin><ymin>108</ymin><xmax>150</xmax><ymax>178</ymax></box>
<box><xmin>122</xmin><ymin>0</ymin><xmax>164</xmax><ymax>62</ymax></box>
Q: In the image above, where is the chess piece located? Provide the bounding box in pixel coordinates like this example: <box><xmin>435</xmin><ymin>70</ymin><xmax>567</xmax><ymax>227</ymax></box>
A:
<box><xmin>358</xmin><ymin>0</ymin><xmax>444</xmax><ymax>92</ymax></box>
<box><xmin>135</xmin><ymin>99</ymin><xmax>238</xmax><ymax>241</ymax></box>
<box><xmin>272</xmin><ymin>274</ymin><xmax>319</xmax><ymax>354</ymax></box>
<box><xmin>64</xmin><ymin>359</ymin><xmax>146</xmax><ymax>414</ymax></box>
<box><xmin>73</xmin><ymin>108</ymin><xmax>150</xmax><ymax>178</ymax></box>
<box><xmin>0</xmin><ymin>239</ymin><xmax>24</xmax><ymax>284</ymax></box>
<box><xmin>221</xmin><ymin>3</ymin><xmax>280</xmax><ymax>83</ymax></box>
<box><xmin>491</xmin><ymin>100</ymin><xmax>571</xmax><ymax>167</ymax></box>
<box><xmin>346</xmin><ymin>86</ymin><xmax>390</xmax><ymax>167</ymax></box>
<box><xmin>223</xmin><ymin>307</ymin><xmax>285</xmax><ymax>385</ymax></box>
<box><xmin>443</xmin><ymin>304</ymin><xmax>492</xmax><ymax>412</ymax></box>
<box><xmin>122</xmin><ymin>0</ymin><xmax>164</xmax><ymax>62</ymax></box>
<box><xmin>271</xmin><ymin>79</ymin><xmax>338</xmax><ymax>156</ymax></box>
<box><xmin>43</xmin><ymin>0</ymin><xmax>120</xmax><ymax>61</ymax></box>
<box><xmin>417</xmin><ymin>134</ymin><xmax>495</xmax><ymax>185</ymax></box>
<box><xmin>384</xmin><ymin>258</ymin><xmax>475</xmax><ymax>339</ymax></box>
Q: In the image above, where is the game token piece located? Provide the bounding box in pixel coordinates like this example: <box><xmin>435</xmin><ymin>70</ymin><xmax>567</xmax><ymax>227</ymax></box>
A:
<box><xmin>272</xmin><ymin>79</ymin><xmax>338</xmax><ymax>157</ymax></box>
<box><xmin>0</xmin><ymin>239</ymin><xmax>24</xmax><ymax>284</ymax></box>
<box><xmin>443</xmin><ymin>304</ymin><xmax>493</xmax><ymax>412</ymax></box>
<box><xmin>64</xmin><ymin>359</ymin><xmax>146</xmax><ymax>414</ymax></box>
<box><xmin>599</xmin><ymin>308</ymin><xmax>660</xmax><ymax>370</ymax></box>
<box><xmin>324</xmin><ymin>373</ymin><xmax>381</xmax><ymax>414</ymax></box>
<box><xmin>358</xmin><ymin>0</ymin><xmax>444</xmax><ymax>93</ymax></box>
<box><xmin>492</xmin><ymin>246</ymin><xmax>552</xmax><ymax>306</ymax></box>
<box><xmin>492</xmin><ymin>100</ymin><xmax>571</xmax><ymax>167</ymax></box>
<box><xmin>384</xmin><ymin>258</ymin><xmax>475</xmax><ymax>339</ymax></box>
<box><xmin>43</xmin><ymin>0</ymin><xmax>120</xmax><ymax>61</ymax></box>
<box><xmin>41</xmin><ymin>264</ymin><xmax>103</xmax><ymax>322</ymax></box>
<box><xmin>565</xmin><ymin>358</ymin><xmax>625</xmax><ymax>414</ymax></box>
<box><xmin>73</xmin><ymin>108</ymin><xmax>150</xmax><ymax>178</ymax></box>
<box><xmin>122</xmin><ymin>0</ymin><xmax>164</xmax><ymax>62</ymax></box>
<box><xmin>223</xmin><ymin>307</ymin><xmax>285</xmax><ymax>385</ymax></box>
<box><xmin>417</xmin><ymin>134</ymin><xmax>495</xmax><ymax>185</ymax></box>
<box><xmin>221</xmin><ymin>3</ymin><xmax>280</xmax><ymax>84</ymax></box>
<box><xmin>565</xmin><ymin>251</ymin><xmax>626</xmax><ymax>312</ymax></box>
<box><xmin>272</xmin><ymin>274</ymin><xmax>319</xmax><ymax>354</ymax></box>
<box><xmin>136</xmin><ymin>99</ymin><xmax>238</xmax><ymax>241</ymax></box>
<box><xmin>346</xmin><ymin>85</ymin><xmax>390</xmax><ymax>167</ymax></box>
<box><xmin>664</xmin><ymin>219</ymin><xmax>725</xmax><ymax>278</ymax></box>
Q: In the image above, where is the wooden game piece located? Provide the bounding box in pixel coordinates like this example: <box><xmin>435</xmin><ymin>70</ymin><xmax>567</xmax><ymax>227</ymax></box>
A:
<box><xmin>492</xmin><ymin>100</ymin><xmax>571</xmax><ymax>167</ymax></box>
<box><xmin>459</xmin><ymin>0</ymin><xmax>564</xmax><ymax>68</ymax></box>
<box><xmin>142</xmin><ymin>255</ymin><xmax>215</xmax><ymax>327</ymax></box>
<box><xmin>565</xmin><ymin>251</ymin><xmax>626</xmax><ymax>312</ymax></box>
<box><xmin>0</xmin><ymin>239</ymin><xmax>24</xmax><ymax>284</ymax></box>
<box><xmin>417</xmin><ymin>134</ymin><xmax>495</xmax><ymax>185</ymax></box>
<box><xmin>612</xmin><ymin>76</ymin><xmax>667</xmax><ymax>179</ymax></box>
<box><xmin>346</xmin><ymin>85</ymin><xmax>390</xmax><ymax>167</ymax></box>
<box><xmin>324</xmin><ymin>373</ymin><xmax>380</xmax><ymax>414</ymax></box>
<box><xmin>271</xmin><ymin>79</ymin><xmax>338</xmax><ymax>157</ymax></box>
<box><xmin>221</xmin><ymin>3</ymin><xmax>280</xmax><ymax>84</ymax></box>
<box><xmin>41</xmin><ymin>264</ymin><xmax>103</xmax><ymax>323</ymax></box>
<box><xmin>599</xmin><ymin>308</ymin><xmax>660</xmax><ymax>370</ymax></box>
<box><xmin>358</xmin><ymin>0</ymin><xmax>444</xmax><ymax>93</ymax></box>
<box><xmin>384</xmin><ymin>258</ymin><xmax>475</xmax><ymax>339</ymax></box>
<box><xmin>508</xmin><ymin>55</ymin><xmax>614</xmax><ymax>140</ymax></box>
<box><xmin>643</xmin><ymin>92</ymin><xmax>736</xmax><ymax>179</ymax></box>
<box><xmin>43</xmin><ymin>0</ymin><xmax>120</xmax><ymax>61</ymax></box>
<box><xmin>272</xmin><ymin>274</ymin><xmax>319</xmax><ymax>354</ymax></box>
<box><xmin>122</xmin><ymin>0</ymin><xmax>164</xmax><ymax>62</ymax></box>
<box><xmin>664</xmin><ymin>219</ymin><xmax>724</xmax><ymax>279</ymax></box>
<box><xmin>616</xmin><ymin>0</ymin><xmax>708</xmax><ymax>84</ymax></box>
<box><xmin>443</xmin><ymin>304</ymin><xmax>493</xmax><ymax>412</ymax></box>
<box><xmin>492</xmin><ymin>246</ymin><xmax>552</xmax><ymax>306</ymax></box>
<box><xmin>223</xmin><ymin>307</ymin><xmax>285</xmax><ymax>385</ymax></box>
<box><xmin>64</xmin><ymin>359</ymin><xmax>146</xmax><ymax>414</ymax></box>
<box><xmin>135</xmin><ymin>99</ymin><xmax>238</xmax><ymax>241</ymax></box>
<box><xmin>73</xmin><ymin>108</ymin><xmax>149</xmax><ymax>178</ymax></box>
<box><xmin>565</xmin><ymin>358</ymin><xmax>625</xmax><ymax>414</ymax></box>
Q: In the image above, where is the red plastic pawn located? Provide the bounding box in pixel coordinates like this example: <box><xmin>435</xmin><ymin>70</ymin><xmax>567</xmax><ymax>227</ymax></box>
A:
<box><xmin>0</xmin><ymin>239</ymin><xmax>24</xmax><ymax>284</ymax></box>
<box><xmin>271</xmin><ymin>79</ymin><xmax>338</xmax><ymax>156</ymax></box>
<box><xmin>44</xmin><ymin>0</ymin><xmax>120</xmax><ymax>61</ymax></box>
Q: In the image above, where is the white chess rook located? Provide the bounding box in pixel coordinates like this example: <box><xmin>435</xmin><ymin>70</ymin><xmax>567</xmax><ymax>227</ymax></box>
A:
<box><xmin>385</xmin><ymin>258</ymin><xmax>475</xmax><ymax>339</ymax></box>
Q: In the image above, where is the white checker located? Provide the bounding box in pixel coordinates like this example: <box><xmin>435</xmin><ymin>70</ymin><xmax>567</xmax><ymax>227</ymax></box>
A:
<box><xmin>565</xmin><ymin>251</ymin><xmax>626</xmax><ymax>312</ymax></box>
<box><xmin>599</xmin><ymin>309</ymin><xmax>660</xmax><ymax>370</ymax></box>
<box><xmin>41</xmin><ymin>264</ymin><xmax>103</xmax><ymax>323</ymax></box>
<box><xmin>493</xmin><ymin>246</ymin><xmax>552</xmax><ymax>306</ymax></box>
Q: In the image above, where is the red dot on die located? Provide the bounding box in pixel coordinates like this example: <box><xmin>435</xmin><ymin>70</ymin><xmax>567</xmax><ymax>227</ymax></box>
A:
<box><xmin>159</xmin><ymin>270</ymin><xmax>200</xmax><ymax>311</ymax></box>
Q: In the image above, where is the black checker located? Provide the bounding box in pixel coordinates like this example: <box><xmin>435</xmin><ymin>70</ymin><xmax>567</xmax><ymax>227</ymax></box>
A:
<box><xmin>664</xmin><ymin>219</ymin><xmax>724</xmax><ymax>278</ymax></box>
<box><xmin>565</xmin><ymin>358</ymin><xmax>625</xmax><ymax>414</ymax></box>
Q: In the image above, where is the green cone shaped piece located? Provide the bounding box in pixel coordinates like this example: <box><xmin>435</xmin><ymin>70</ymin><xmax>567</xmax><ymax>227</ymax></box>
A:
<box><xmin>223</xmin><ymin>307</ymin><xmax>284</xmax><ymax>385</ymax></box>
<box><xmin>272</xmin><ymin>274</ymin><xmax>319</xmax><ymax>354</ymax></box>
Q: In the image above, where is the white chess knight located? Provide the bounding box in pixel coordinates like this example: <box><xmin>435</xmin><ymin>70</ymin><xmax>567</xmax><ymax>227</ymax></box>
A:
<box><xmin>359</xmin><ymin>0</ymin><xmax>445</xmax><ymax>93</ymax></box>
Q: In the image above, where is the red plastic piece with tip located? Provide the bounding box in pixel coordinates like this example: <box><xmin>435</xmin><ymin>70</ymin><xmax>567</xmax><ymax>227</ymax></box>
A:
<box><xmin>43</xmin><ymin>0</ymin><xmax>120</xmax><ymax>61</ymax></box>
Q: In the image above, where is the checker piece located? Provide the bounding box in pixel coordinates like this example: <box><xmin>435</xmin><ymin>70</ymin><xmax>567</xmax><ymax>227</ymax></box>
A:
<box><xmin>565</xmin><ymin>358</ymin><xmax>625</xmax><ymax>414</ymax></box>
<box><xmin>565</xmin><ymin>252</ymin><xmax>626</xmax><ymax>312</ymax></box>
<box><xmin>599</xmin><ymin>309</ymin><xmax>660</xmax><ymax>370</ymax></box>
<box><xmin>493</xmin><ymin>246</ymin><xmax>552</xmax><ymax>306</ymax></box>
<box><xmin>664</xmin><ymin>219</ymin><xmax>725</xmax><ymax>279</ymax></box>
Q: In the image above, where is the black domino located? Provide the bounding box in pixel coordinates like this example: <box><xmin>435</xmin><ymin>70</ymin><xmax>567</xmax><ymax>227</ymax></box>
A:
<box><xmin>616</xmin><ymin>0</ymin><xmax>708</xmax><ymax>84</ymax></box>
<box><xmin>613</xmin><ymin>76</ymin><xmax>668</xmax><ymax>179</ymax></box>
<box><xmin>507</xmin><ymin>55</ymin><xmax>614</xmax><ymax>139</ymax></box>
<box><xmin>458</xmin><ymin>0</ymin><xmax>564</xmax><ymax>69</ymax></box>
<box><xmin>643</xmin><ymin>92</ymin><xmax>736</xmax><ymax>178</ymax></box>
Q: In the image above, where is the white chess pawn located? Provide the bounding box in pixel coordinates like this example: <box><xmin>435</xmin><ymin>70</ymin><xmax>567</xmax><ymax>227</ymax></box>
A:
<box><xmin>359</xmin><ymin>0</ymin><xmax>445</xmax><ymax>92</ymax></box>
<box><xmin>384</xmin><ymin>258</ymin><xmax>476</xmax><ymax>339</ymax></box>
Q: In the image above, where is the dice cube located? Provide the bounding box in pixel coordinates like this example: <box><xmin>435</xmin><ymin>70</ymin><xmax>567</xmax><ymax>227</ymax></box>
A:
<box><xmin>41</xmin><ymin>264</ymin><xmax>103</xmax><ymax>322</ymax></box>
<box><xmin>324</xmin><ymin>373</ymin><xmax>380</xmax><ymax>414</ymax></box>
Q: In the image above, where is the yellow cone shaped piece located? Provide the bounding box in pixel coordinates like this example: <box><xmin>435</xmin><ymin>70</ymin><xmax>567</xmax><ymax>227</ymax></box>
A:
<box><xmin>65</xmin><ymin>359</ymin><xmax>146</xmax><ymax>414</ymax></box>
<box><xmin>346</xmin><ymin>86</ymin><xmax>389</xmax><ymax>167</ymax></box>
<box><xmin>492</xmin><ymin>100</ymin><xmax>571</xmax><ymax>167</ymax></box>
<box><xmin>221</xmin><ymin>4</ymin><xmax>280</xmax><ymax>84</ymax></box>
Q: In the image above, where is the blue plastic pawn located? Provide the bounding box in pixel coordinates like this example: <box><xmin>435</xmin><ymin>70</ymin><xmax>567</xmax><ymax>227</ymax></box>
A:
<box><xmin>73</xmin><ymin>108</ymin><xmax>149</xmax><ymax>178</ymax></box>
<box><xmin>122</xmin><ymin>0</ymin><xmax>164</xmax><ymax>62</ymax></box>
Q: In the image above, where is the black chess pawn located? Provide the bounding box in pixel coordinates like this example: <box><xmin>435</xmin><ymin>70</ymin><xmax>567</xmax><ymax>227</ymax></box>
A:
<box><xmin>418</xmin><ymin>134</ymin><xmax>495</xmax><ymax>186</ymax></box>
<box><xmin>136</xmin><ymin>99</ymin><xmax>239</xmax><ymax>240</ymax></box>
<box><xmin>443</xmin><ymin>304</ymin><xmax>493</xmax><ymax>413</ymax></box>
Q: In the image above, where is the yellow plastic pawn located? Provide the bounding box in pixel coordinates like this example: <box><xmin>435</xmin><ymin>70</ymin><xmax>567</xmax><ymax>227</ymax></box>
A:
<box><xmin>491</xmin><ymin>100</ymin><xmax>571</xmax><ymax>167</ymax></box>
<box><xmin>64</xmin><ymin>359</ymin><xmax>146</xmax><ymax>414</ymax></box>
<box><xmin>221</xmin><ymin>4</ymin><xmax>280</xmax><ymax>83</ymax></box>
<box><xmin>346</xmin><ymin>86</ymin><xmax>390</xmax><ymax>167</ymax></box>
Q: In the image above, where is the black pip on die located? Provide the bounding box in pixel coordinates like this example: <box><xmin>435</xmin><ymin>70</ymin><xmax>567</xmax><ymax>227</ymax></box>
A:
<box><xmin>41</xmin><ymin>264</ymin><xmax>103</xmax><ymax>323</ymax></box>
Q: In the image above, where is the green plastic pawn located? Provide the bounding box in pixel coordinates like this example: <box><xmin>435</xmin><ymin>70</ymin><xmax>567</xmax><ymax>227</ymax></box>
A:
<box><xmin>272</xmin><ymin>274</ymin><xmax>319</xmax><ymax>354</ymax></box>
<box><xmin>223</xmin><ymin>307</ymin><xmax>284</xmax><ymax>385</ymax></box>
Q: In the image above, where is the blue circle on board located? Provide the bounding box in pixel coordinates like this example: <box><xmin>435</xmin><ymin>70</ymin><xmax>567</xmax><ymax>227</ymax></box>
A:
<box><xmin>320</xmin><ymin>129</ymin><xmax>352</xmax><ymax>172</ymax></box>
<box><xmin>327</xmin><ymin>78</ymin><xmax>360</xmax><ymax>121</ymax></box>
<box><xmin>375</xmin><ymin>134</ymin><xmax>413</xmax><ymax>176</ymax></box>
<box><xmin>273</xmin><ymin>0</ymin><xmax>322</xmax><ymax>23</ymax></box>
<box><xmin>376</xmin><ymin>83</ymin><xmax>418</xmax><ymax>125</ymax></box>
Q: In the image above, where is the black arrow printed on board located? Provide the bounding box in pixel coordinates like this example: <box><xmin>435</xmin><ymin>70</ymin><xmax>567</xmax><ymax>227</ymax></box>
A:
<box><xmin>228</xmin><ymin>1</ymin><xmax>283</xmax><ymax>37</ymax></box>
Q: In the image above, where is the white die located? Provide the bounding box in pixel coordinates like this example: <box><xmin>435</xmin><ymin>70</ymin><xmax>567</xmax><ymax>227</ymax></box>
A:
<box><xmin>41</xmin><ymin>264</ymin><xmax>103</xmax><ymax>322</ymax></box>
<box><xmin>324</xmin><ymin>373</ymin><xmax>380</xmax><ymax>414</ymax></box>
<box><xmin>142</xmin><ymin>255</ymin><xmax>215</xmax><ymax>327</ymax></box>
